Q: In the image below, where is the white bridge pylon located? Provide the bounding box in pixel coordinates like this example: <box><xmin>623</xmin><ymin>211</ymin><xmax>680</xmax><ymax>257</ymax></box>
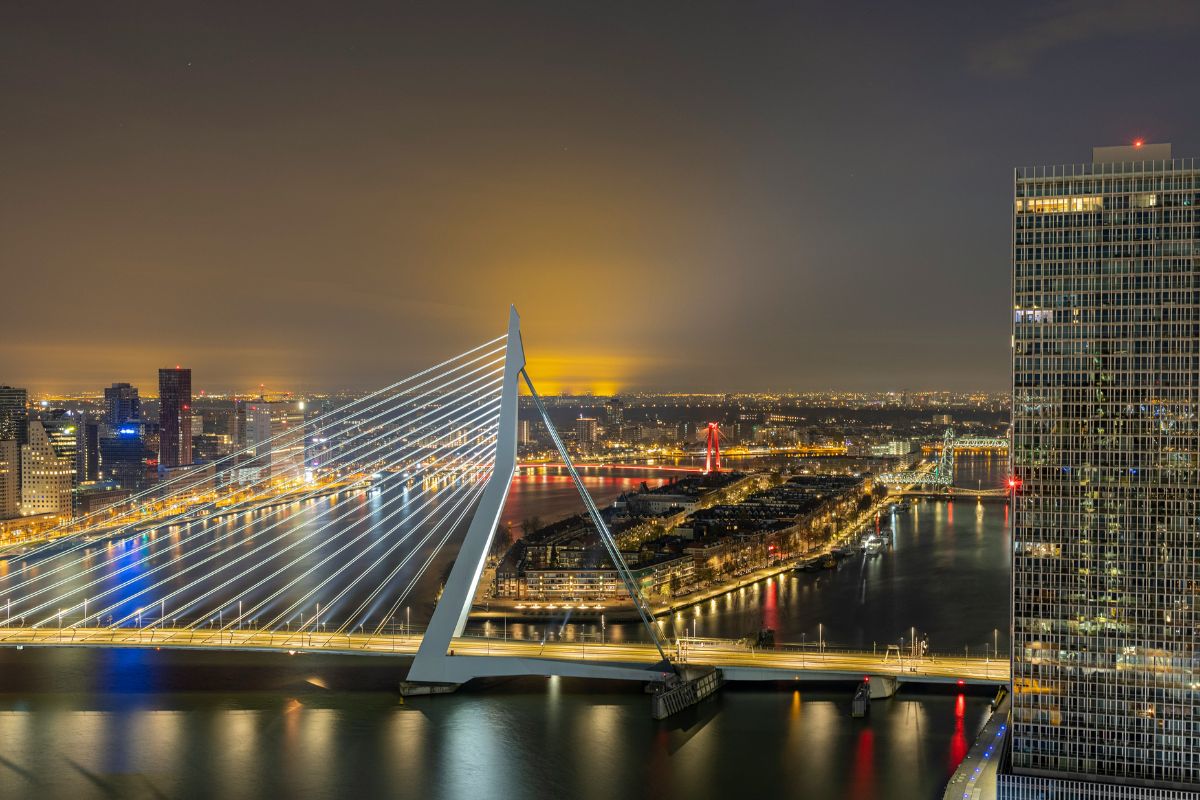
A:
<box><xmin>408</xmin><ymin>306</ymin><xmax>673</xmax><ymax>685</ymax></box>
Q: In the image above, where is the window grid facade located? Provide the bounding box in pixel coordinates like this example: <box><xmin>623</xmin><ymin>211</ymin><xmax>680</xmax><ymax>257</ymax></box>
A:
<box><xmin>1000</xmin><ymin>773</ymin><xmax>1200</xmax><ymax>799</ymax></box>
<box><xmin>1010</xmin><ymin>154</ymin><xmax>1200</xmax><ymax>793</ymax></box>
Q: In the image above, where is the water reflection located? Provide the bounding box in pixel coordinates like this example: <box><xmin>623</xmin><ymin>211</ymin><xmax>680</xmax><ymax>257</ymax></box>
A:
<box><xmin>0</xmin><ymin>648</ymin><xmax>993</xmax><ymax>800</ymax></box>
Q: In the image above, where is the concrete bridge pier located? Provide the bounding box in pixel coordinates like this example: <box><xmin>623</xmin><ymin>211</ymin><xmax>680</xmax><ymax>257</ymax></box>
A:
<box><xmin>399</xmin><ymin>681</ymin><xmax>460</xmax><ymax>697</ymax></box>
<box><xmin>868</xmin><ymin>675</ymin><xmax>898</xmax><ymax>699</ymax></box>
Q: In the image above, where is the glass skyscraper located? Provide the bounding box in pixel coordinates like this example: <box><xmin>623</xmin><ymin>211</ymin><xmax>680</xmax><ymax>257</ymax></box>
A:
<box><xmin>158</xmin><ymin>367</ymin><xmax>192</xmax><ymax>468</ymax></box>
<box><xmin>0</xmin><ymin>385</ymin><xmax>28</xmax><ymax>446</ymax></box>
<box><xmin>103</xmin><ymin>382</ymin><xmax>141</xmax><ymax>427</ymax></box>
<box><xmin>1002</xmin><ymin>144</ymin><xmax>1200</xmax><ymax>798</ymax></box>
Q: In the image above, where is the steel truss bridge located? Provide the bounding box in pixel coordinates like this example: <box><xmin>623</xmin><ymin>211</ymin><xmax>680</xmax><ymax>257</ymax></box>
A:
<box><xmin>0</xmin><ymin>309</ymin><xmax>1001</xmax><ymax>692</ymax></box>
<box><xmin>876</xmin><ymin>428</ymin><xmax>1008</xmax><ymax>490</ymax></box>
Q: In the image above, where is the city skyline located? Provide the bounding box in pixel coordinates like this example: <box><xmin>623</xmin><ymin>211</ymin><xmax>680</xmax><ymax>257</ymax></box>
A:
<box><xmin>5</xmin><ymin>5</ymin><xmax>1200</xmax><ymax>800</ymax></box>
<box><xmin>7</xmin><ymin>3</ymin><xmax>1200</xmax><ymax>394</ymax></box>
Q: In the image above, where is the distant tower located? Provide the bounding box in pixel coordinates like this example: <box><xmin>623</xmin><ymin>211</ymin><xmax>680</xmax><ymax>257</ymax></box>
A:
<box><xmin>20</xmin><ymin>420</ymin><xmax>73</xmax><ymax>516</ymax></box>
<box><xmin>158</xmin><ymin>367</ymin><xmax>192</xmax><ymax>468</ymax></box>
<box><xmin>0</xmin><ymin>386</ymin><xmax>28</xmax><ymax>446</ymax></box>
<box><xmin>103</xmin><ymin>382</ymin><xmax>141</xmax><ymax>427</ymax></box>
<box><xmin>703</xmin><ymin>423</ymin><xmax>721</xmax><ymax>474</ymax></box>
<box><xmin>575</xmin><ymin>416</ymin><xmax>598</xmax><ymax>453</ymax></box>
<box><xmin>0</xmin><ymin>439</ymin><xmax>18</xmax><ymax>519</ymax></box>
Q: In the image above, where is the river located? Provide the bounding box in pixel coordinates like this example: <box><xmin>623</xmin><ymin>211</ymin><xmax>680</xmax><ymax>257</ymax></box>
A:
<box><xmin>0</xmin><ymin>457</ymin><xmax>1009</xmax><ymax>800</ymax></box>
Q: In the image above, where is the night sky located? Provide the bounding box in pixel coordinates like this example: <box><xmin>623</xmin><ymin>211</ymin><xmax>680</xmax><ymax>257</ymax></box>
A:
<box><xmin>4</xmin><ymin>1</ymin><xmax>1199</xmax><ymax>394</ymax></box>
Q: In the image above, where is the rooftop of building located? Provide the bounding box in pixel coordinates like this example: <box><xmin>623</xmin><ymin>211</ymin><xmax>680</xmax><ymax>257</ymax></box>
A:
<box><xmin>1017</xmin><ymin>142</ymin><xmax>1200</xmax><ymax>178</ymax></box>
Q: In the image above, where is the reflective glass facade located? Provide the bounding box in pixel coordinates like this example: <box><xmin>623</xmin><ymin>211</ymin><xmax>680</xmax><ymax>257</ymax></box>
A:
<box><xmin>1010</xmin><ymin>149</ymin><xmax>1200</xmax><ymax>794</ymax></box>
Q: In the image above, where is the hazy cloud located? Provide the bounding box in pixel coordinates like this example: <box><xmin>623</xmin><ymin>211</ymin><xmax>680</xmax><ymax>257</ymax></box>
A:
<box><xmin>972</xmin><ymin>0</ymin><xmax>1200</xmax><ymax>77</ymax></box>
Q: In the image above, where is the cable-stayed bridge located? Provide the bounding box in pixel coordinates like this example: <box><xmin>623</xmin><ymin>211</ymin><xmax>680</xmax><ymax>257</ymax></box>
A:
<box><xmin>0</xmin><ymin>309</ymin><xmax>1004</xmax><ymax>703</ymax></box>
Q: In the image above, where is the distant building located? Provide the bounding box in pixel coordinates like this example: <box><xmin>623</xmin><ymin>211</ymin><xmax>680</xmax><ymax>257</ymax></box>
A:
<box><xmin>0</xmin><ymin>386</ymin><xmax>28</xmax><ymax>446</ymax></box>
<box><xmin>76</xmin><ymin>419</ymin><xmax>99</xmax><ymax>482</ymax></box>
<box><xmin>575</xmin><ymin>417</ymin><xmax>598</xmax><ymax>451</ymax></box>
<box><xmin>103</xmin><ymin>382</ymin><xmax>141</xmax><ymax>427</ymax></box>
<box><xmin>158</xmin><ymin>368</ymin><xmax>192</xmax><ymax>468</ymax></box>
<box><xmin>868</xmin><ymin>439</ymin><xmax>916</xmax><ymax>457</ymax></box>
<box><xmin>20</xmin><ymin>421</ymin><xmax>73</xmax><ymax>517</ymax></box>
<box><xmin>931</xmin><ymin>414</ymin><xmax>953</xmax><ymax>426</ymax></box>
<box><xmin>73</xmin><ymin>480</ymin><xmax>130</xmax><ymax>516</ymax></box>
<box><xmin>193</xmin><ymin>433</ymin><xmax>233</xmax><ymax>463</ymax></box>
<box><xmin>99</xmin><ymin>422</ymin><xmax>149</xmax><ymax>493</ymax></box>
<box><xmin>619</xmin><ymin>423</ymin><xmax>643</xmax><ymax>443</ymax></box>
<box><xmin>625</xmin><ymin>492</ymin><xmax>700</xmax><ymax>516</ymax></box>
<box><xmin>605</xmin><ymin>397</ymin><xmax>625</xmax><ymax>427</ymax></box>
<box><xmin>41</xmin><ymin>412</ymin><xmax>79</xmax><ymax>473</ymax></box>
<box><xmin>0</xmin><ymin>439</ymin><xmax>18</xmax><ymax>519</ymax></box>
<box><xmin>243</xmin><ymin>401</ymin><xmax>305</xmax><ymax>478</ymax></box>
<box><xmin>518</xmin><ymin>418</ymin><xmax>532</xmax><ymax>446</ymax></box>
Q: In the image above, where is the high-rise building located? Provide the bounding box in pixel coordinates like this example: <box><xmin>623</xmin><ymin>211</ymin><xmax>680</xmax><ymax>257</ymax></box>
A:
<box><xmin>76</xmin><ymin>419</ymin><xmax>99</xmax><ymax>483</ymax></box>
<box><xmin>41</xmin><ymin>411</ymin><xmax>79</xmax><ymax>468</ymax></box>
<box><xmin>605</xmin><ymin>397</ymin><xmax>625</xmax><ymax>427</ymax></box>
<box><xmin>103</xmin><ymin>382</ymin><xmax>141</xmax><ymax>427</ymax></box>
<box><xmin>0</xmin><ymin>386</ymin><xmax>28</xmax><ymax>446</ymax></box>
<box><xmin>20</xmin><ymin>420</ymin><xmax>73</xmax><ymax>517</ymax></box>
<box><xmin>575</xmin><ymin>417</ymin><xmax>598</xmax><ymax>451</ymax></box>
<box><xmin>1002</xmin><ymin>143</ymin><xmax>1200</xmax><ymax>798</ymax></box>
<box><xmin>99</xmin><ymin>422</ymin><xmax>149</xmax><ymax>492</ymax></box>
<box><xmin>0</xmin><ymin>439</ymin><xmax>18</xmax><ymax>519</ymax></box>
<box><xmin>158</xmin><ymin>368</ymin><xmax>192</xmax><ymax>468</ymax></box>
<box><xmin>241</xmin><ymin>401</ymin><xmax>305</xmax><ymax>479</ymax></box>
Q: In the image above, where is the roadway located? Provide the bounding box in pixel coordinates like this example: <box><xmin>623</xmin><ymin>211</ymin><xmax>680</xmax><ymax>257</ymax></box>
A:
<box><xmin>0</xmin><ymin>627</ymin><xmax>1009</xmax><ymax>685</ymax></box>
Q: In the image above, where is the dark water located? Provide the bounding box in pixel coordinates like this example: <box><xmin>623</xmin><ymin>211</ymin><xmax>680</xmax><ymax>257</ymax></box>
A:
<box><xmin>0</xmin><ymin>457</ymin><xmax>1009</xmax><ymax>800</ymax></box>
<box><xmin>0</xmin><ymin>649</ymin><xmax>991</xmax><ymax>800</ymax></box>
<box><xmin>502</xmin><ymin>471</ymin><xmax>668</xmax><ymax>532</ymax></box>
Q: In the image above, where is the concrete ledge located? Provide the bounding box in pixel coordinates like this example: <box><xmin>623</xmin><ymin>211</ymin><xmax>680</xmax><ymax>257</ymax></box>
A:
<box><xmin>407</xmin><ymin>654</ymin><xmax>675</xmax><ymax>684</ymax></box>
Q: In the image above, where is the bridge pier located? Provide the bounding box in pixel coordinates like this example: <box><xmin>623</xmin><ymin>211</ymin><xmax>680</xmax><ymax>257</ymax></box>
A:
<box><xmin>867</xmin><ymin>675</ymin><xmax>898</xmax><ymax>699</ymax></box>
<box><xmin>650</xmin><ymin>666</ymin><xmax>723</xmax><ymax>720</ymax></box>
<box><xmin>399</xmin><ymin>680</ymin><xmax>460</xmax><ymax>697</ymax></box>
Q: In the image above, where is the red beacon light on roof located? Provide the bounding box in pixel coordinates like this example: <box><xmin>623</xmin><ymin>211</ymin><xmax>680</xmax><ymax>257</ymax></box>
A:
<box><xmin>1133</xmin><ymin>139</ymin><xmax>1145</xmax><ymax>148</ymax></box>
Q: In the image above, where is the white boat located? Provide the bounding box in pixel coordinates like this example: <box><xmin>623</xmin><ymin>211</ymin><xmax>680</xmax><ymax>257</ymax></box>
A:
<box><xmin>865</xmin><ymin>536</ymin><xmax>883</xmax><ymax>556</ymax></box>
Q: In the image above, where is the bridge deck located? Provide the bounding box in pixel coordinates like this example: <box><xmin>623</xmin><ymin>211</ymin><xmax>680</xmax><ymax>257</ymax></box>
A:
<box><xmin>0</xmin><ymin>628</ymin><xmax>1008</xmax><ymax>685</ymax></box>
